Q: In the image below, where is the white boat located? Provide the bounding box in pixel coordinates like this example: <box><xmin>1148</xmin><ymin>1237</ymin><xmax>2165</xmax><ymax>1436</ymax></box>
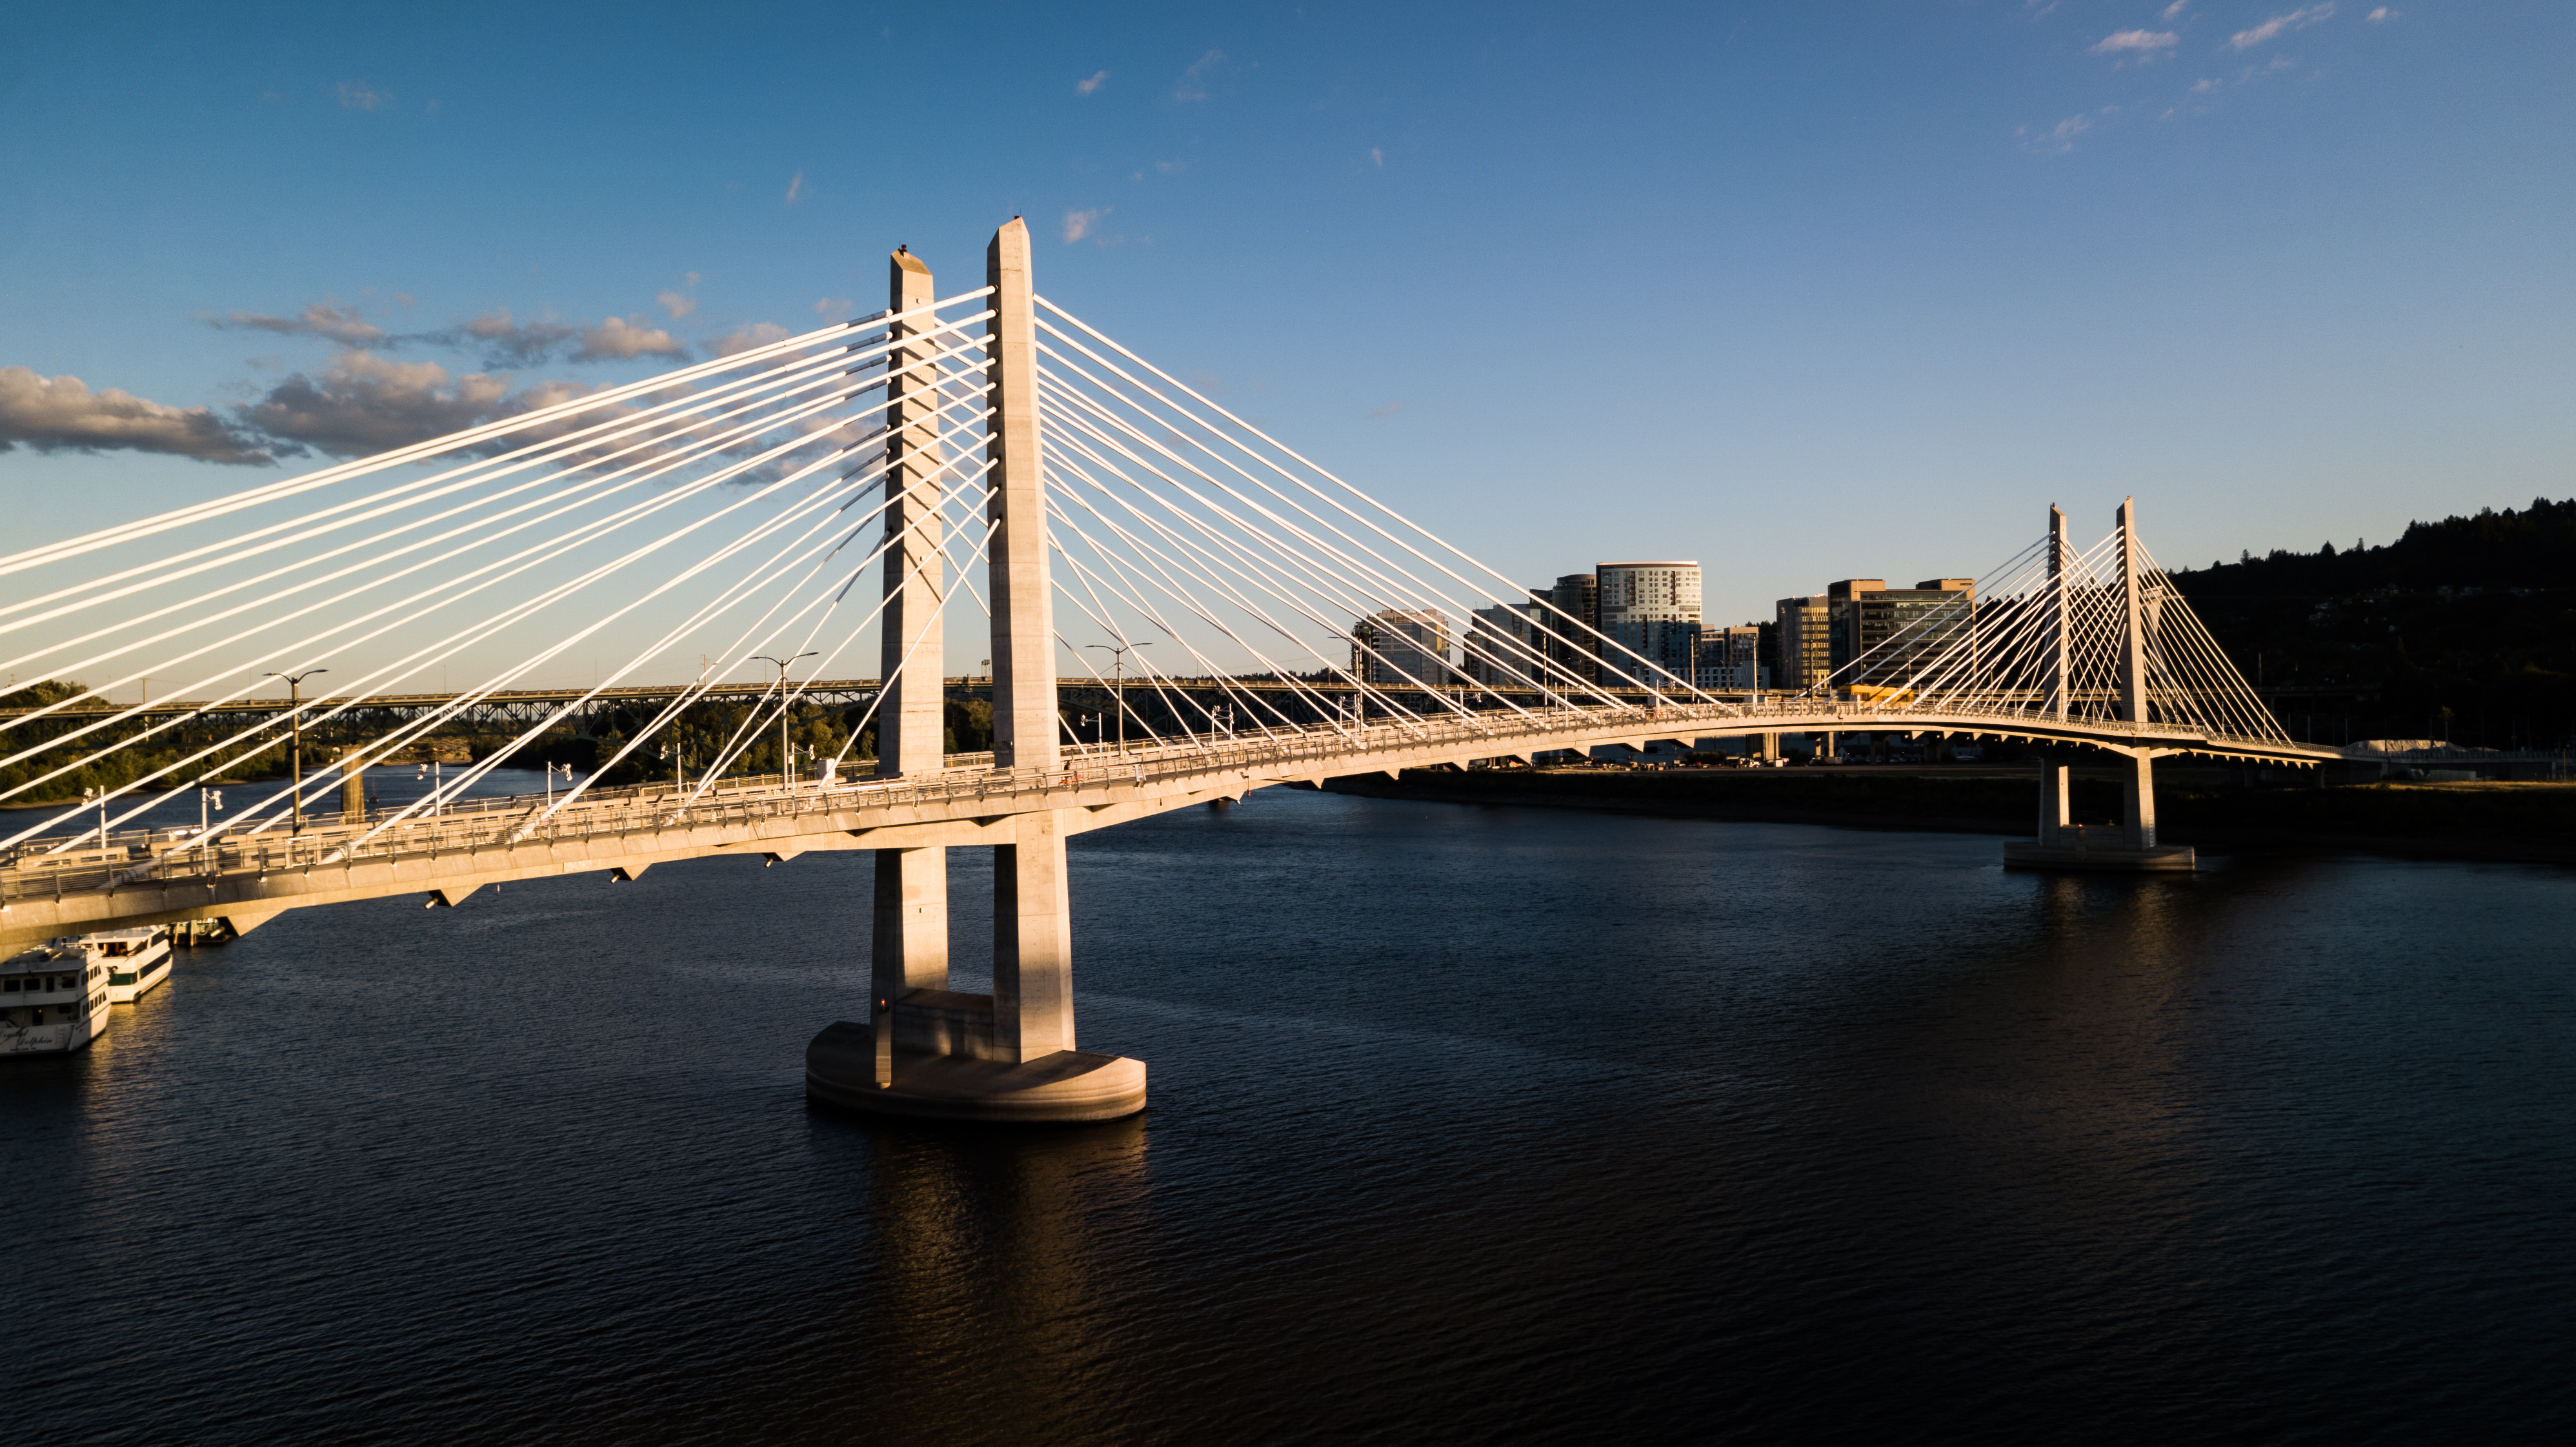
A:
<box><xmin>2</xmin><ymin>937</ymin><xmax>116</xmax><ymax>1056</ymax></box>
<box><xmin>92</xmin><ymin>926</ymin><xmax>174</xmax><ymax>1003</ymax></box>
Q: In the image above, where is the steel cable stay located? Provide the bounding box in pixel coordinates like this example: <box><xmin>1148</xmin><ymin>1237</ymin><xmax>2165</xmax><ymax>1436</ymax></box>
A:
<box><xmin>1034</xmin><ymin>301</ymin><xmax>1694</xmax><ymax>711</ymax></box>
<box><xmin>630</xmin><ymin>459</ymin><xmax>998</xmax><ymax>822</ymax></box>
<box><xmin>0</xmin><ymin>290</ymin><xmax>996</xmax><ymax>583</ymax></box>
<box><xmin>1041</xmin><ymin>500</ymin><xmax>1312</xmax><ymax>751</ymax></box>
<box><xmin>1034</xmin><ymin>341</ymin><xmax>1704</xmax><ymax>713</ymax></box>
<box><xmin>1041</xmin><ymin>483</ymin><xmax>1386</xmax><ymax>742</ymax></box>
<box><xmin>1034</xmin><ymin>381</ymin><xmax>1603</xmax><ymax>720</ymax></box>
<box><xmin>1033</xmin><ymin>369</ymin><xmax>1605</xmax><ymax>722</ymax></box>
<box><xmin>7</xmin><ymin>375</ymin><xmax>969</xmax><ymax>853</ymax></box>
<box><xmin>1037</xmin><ymin>428</ymin><xmax>1481</xmax><ymax>733</ymax></box>
<box><xmin>390</xmin><ymin>397</ymin><xmax>1006</xmax><ymax>842</ymax></box>
<box><xmin>0</xmin><ymin>345</ymin><xmax>984</xmax><ymax>819</ymax></box>
<box><xmin>483</xmin><ymin>459</ymin><xmax>998</xmax><ymax>840</ymax></box>
<box><xmin>1047</xmin><ymin>446</ymin><xmax>1571</xmax><ymax>740</ymax></box>
<box><xmin>0</xmin><ymin>324</ymin><xmax>998</xmax><ymax>751</ymax></box>
<box><xmin>0</xmin><ymin>317</ymin><xmax>983</xmax><ymax>761</ymax></box>
<box><xmin>28</xmin><ymin>432</ymin><xmax>880</xmax><ymax>858</ymax></box>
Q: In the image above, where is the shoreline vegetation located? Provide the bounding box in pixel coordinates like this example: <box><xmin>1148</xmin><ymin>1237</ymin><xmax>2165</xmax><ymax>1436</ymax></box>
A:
<box><xmin>1322</xmin><ymin>766</ymin><xmax>2576</xmax><ymax>868</ymax></box>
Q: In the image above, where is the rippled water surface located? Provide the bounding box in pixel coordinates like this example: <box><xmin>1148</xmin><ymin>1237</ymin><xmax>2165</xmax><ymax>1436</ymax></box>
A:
<box><xmin>6</xmin><ymin>787</ymin><xmax>2571</xmax><ymax>1444</ymax></box>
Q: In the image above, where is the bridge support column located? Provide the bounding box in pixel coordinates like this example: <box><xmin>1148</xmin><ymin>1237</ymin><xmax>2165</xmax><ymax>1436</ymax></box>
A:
<box><xmin>2123</xmin><ymin>751</ymin><xmax>2157</xmax><ymax>849</ymax></box>
<box><xmin>805</xmin><ymin>219</ymin><xmax>1143</xmax><ymax>1123</ymax></box>
<box><xmin>870</xmin><ymin>847</ymin><xmax>949</xmax><ymax>1085</ymax></box>
<box><xmin>866</xmin><ymin>244</ymin><xmax>952</xmax><ymax>1083</ymax></box>
<box><xmin>2038</xmin><ymin>759</ymin><xmax>2069</xmax><ymax>845</ymax></box>
<box><xmin>994</xmin><ymin>809</ymin><xmax>1076</xmax><ymax>1061</ymax></box>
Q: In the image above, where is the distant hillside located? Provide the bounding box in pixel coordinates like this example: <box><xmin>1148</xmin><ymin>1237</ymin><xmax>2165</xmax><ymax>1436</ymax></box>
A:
<box><xmin>2167</xmin><ymin>496</ymin><xmax>2576</xmax><ymax>749</ymax></box>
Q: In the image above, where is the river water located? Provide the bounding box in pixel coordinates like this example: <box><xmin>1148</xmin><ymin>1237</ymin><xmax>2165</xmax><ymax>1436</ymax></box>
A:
<box><xmin>5</xmin><ymin>782</ymin><xmax>2570</xmax><ymax>1443</ymax></box>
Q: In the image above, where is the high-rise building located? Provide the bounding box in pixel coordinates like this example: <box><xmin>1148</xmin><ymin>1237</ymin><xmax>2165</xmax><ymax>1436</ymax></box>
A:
<box><xmin>1827</xmin><ymin>578</ymin><xmax>1976</xmax><ymax>687</ymax></box>
<box><xmin>1598</xmin><ymin>562</ymin><xmax>1701</xmax><ymax>690</ymax></box>
<box><xmin>1695</xmin><ymin>625</ymin><xmax>1763</xmax><ymax>691</ymax></box>
<box><xmin>1774</xmin><ymin>595</ymin><xmax>1833</xmax><ymax>692</ymax></box>
<box><xmin>1351</xmin><ymin>609</ymin><xmax>1454</xmax><ymax>687</ymax></box>
<box><xmin>1547</xmin><ymin>573</ymin><xmax>1598</xmax><ymax>683</ymax></box>
<box><xmin>1604</xmin><ymin>619</ymin><xmax>1701</xmax><ymax>689</ymax></box>
<box><xmin>1465</xmin><ymin>598</ymin><xmax>1549</xmax><ymax>687</ymax></box>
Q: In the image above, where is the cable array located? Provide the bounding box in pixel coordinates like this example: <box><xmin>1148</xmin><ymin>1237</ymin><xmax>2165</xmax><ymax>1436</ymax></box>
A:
<box><xmin>1</xmin><ymin>290</ymin><xmax>1000</xmax><ymax>854</ymax></box>
<box><xmin>3</xmin><ymin>278</ymin><xmax>2300</xmax><ymax>867</ymax></box>
<box><xmin>1813</xmin><ymin>520</ymin><xmax>2289</xmax><ymax>744</ymax></box>
<box><xmin>1031</xmin><ymin>296</ymin><xmax>1731</xmax><ymax>748</ymax></box>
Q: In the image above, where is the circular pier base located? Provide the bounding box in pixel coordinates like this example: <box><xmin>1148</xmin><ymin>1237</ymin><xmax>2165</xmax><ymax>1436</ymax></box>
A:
<box><xmin>805</xmin><ymin>1021</ymin><xmax>1147</xmax><ymax>1124</ymax></box>
<box><xmin>2003</xmin><ymin>841</ymin><xmax>2197</xmax><ymax>873</ymax></box>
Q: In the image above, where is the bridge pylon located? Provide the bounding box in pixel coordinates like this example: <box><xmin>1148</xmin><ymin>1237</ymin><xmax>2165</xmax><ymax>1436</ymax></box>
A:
<box><xmin>808</xmin><ymin>219</ymin><xmax>1147</xmax><ymax>1122</ymax></box>
<box><xmin>2005</xmin><ymin>498</ymin><xmax>2195</xmax><ymax>873</ymax></box>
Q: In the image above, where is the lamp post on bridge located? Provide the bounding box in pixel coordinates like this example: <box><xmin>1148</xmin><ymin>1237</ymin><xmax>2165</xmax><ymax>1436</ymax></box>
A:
<box><xmin>1085</xmin><ymin>642</ymin><xmax>1148</xmax><ymax>755</ymax></box>
<box><xmin>264</xmin><ymin>668</ymin><xmax>327</xmax><ymax>835</ymax></box>
<box><xmin>753</xmin><ymin>652</ymin><xmax>816</xmax><ymax>787</ymax></box>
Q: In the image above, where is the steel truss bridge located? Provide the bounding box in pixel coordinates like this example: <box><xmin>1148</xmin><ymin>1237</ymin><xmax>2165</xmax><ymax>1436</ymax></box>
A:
<box><xmin>0</xmin><ymin>219</ymin><xmax>2331</xmax><ymax>1117</ymax></box>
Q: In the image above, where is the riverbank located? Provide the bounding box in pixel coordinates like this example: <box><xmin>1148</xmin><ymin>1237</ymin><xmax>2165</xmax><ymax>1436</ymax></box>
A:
<box><xmin>1322</xmin><ymin>767</ymin><xmax>2576</xmax><ymax>866</ymax></box>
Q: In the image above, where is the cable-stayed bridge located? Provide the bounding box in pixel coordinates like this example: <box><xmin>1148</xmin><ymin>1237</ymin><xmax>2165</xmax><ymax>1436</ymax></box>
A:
<box><xmin>0</xmin><ymin>219</ymin><xmax>2332</xmax><ymax>1116</ymax></box>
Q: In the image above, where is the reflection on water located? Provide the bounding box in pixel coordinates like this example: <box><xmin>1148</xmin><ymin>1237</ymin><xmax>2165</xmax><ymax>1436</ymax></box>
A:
<box><xmin>856</xmin><ymin>1113</ymin><xmax>1154</xmax><ymax>1441</ymax></box>
<box><xmin>3</xmin><ymin>789</ymin><xmax>2568</xmax><ymax>1444</ymax></box>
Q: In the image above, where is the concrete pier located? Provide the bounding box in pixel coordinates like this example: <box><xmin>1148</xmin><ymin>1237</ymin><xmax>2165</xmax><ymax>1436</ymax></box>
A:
<box><xmin>807</xmin><ymin>1022</ymin><xmax>1147</xmax><ymax>1123</ymax></box>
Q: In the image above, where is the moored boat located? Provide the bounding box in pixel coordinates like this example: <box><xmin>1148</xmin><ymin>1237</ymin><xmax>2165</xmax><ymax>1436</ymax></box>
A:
<box><xmin>3</xmin><ymin>938</ymin><xmax>114</xmax><ymax>1055</ymax></box>
<box><xmin>93</xmin><ymin>926</ymin><xmax>174</xmax><ymax>1003</ymax></box>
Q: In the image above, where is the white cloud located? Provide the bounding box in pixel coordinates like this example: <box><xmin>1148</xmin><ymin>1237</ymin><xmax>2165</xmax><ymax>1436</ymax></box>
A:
<box><xmin>783</xmin><ymin>170</ymin><xmax>806</xmax><ymax>206</ymax></box>
<box><xmin>2092</xmin><ymin>29</ymin><xmax>2179</xmax><ymax>56</ymax></box>
<box><xmin>1062</xmin><ymin>207</ymin><xmax>1107</xmax><ymax>243</ymax></box>
<box><xmin>2017</xmin><ymin>112</ymin><xmax>2093</xmax><ymax>154</ymax></box>
<box><xmin>1173</xmin><ymin>50</ymin><xmax>1223</xmax><ymax>102</ymax></box>
<box><xmin>811</xmin><ymin>297</ymin><xmax>852</xmax><ymax>319</ymax></box>
<box><xmin>1076</xmin><ymin>70</ymin><xmax>1109</xmax><ymax>96</ymax></box>
<box><xmin>235</xmin><ymin>351</ymin><xmax>514</xmax><ymax>458</ymax></box>
<box><xmin>2162</xmin><ymin>1</ymin><xmax>2190</xmax><ymax>19</ymax></box>
<box><xmin>2229</xmin><ymin>3</ymin><xmax>2335</xmax><ymax>50</ymax></box>
<box><xmin>336</xmin><ymin>80</ymin><xmax>390</xmax><ymax>111</ymax></box>
<box><xmin>1369</xmin><ymin>147</ymin><xmax>1384</xmax><ymax>167</ymax></box>
<box><xmin>453</xmin><ymin>309</ymin><xmax>578</xmax><ymax>365</ymax></box>
<box><xmin>1365</xmin><ymin>402</ymin><xmax>1402</xmax><ymax>420</ymax></box>
<box><xmin>708</xmin><ymin>323</ymin><xmax>792</xmax><ymax>358</ymax></box>
<box><xmin>209</xmin><ymin>301</ymin><xmax>387</xmax><ymax>345</ymax></box>
<box><xmin>2367</xmin><ymin>6</ymin><xmax>2396</xmax><ymax>20</ymax></box>
<box><xmin>0</xmin><ymin>367</ymin><xmax>277</xmax><ymax>464</ymax></box>
<box><xmin>574</xmin><ymin>315</ymin><xmax>687</xmax><ymax>363</ymax></box>
<box><xmin>657</xmin><ymin>289</ymin><xmax>696</xmax><ymax>319</ymax></box>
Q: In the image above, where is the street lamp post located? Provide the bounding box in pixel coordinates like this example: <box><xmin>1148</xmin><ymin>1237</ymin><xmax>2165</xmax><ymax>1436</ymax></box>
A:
<box><xmin>752</xmin><ymin>653</ymin><xmax>816</xmax><ymax>786</ymax></box>
<box><xmin>1083</xmin><ymin>642</ymin><xmax>1149</xmax><ymax>754</ymax></box>
<box><xmin>265</xmin><ymin>669</ymin><xmax>327</xmax><ymax>835</ymax></box>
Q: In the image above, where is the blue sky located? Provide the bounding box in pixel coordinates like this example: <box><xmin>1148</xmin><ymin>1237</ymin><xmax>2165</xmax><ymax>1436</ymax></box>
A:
<box><xmin>5</xmin><ymin>1</ymin><xmax>2570</xmax><ymax>638</ymax></box>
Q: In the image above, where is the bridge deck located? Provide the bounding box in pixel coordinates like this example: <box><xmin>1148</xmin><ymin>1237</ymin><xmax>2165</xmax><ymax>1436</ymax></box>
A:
<box><xmin>1</xmin><ymin>702</ymin><xmax>2335</xmax><ymax>947</ymax></box>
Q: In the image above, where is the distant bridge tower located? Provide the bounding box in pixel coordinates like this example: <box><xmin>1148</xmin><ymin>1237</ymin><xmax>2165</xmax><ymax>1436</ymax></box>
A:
<box><xmin>2006</xmin><ymin>497</ymin><xmax>2194</xmax><ymax>872</ymax></box>
<box><xmin>812</xmin><ymin>219</ymin><xmax>1148</xmax><ymax>1121</ymax></box>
